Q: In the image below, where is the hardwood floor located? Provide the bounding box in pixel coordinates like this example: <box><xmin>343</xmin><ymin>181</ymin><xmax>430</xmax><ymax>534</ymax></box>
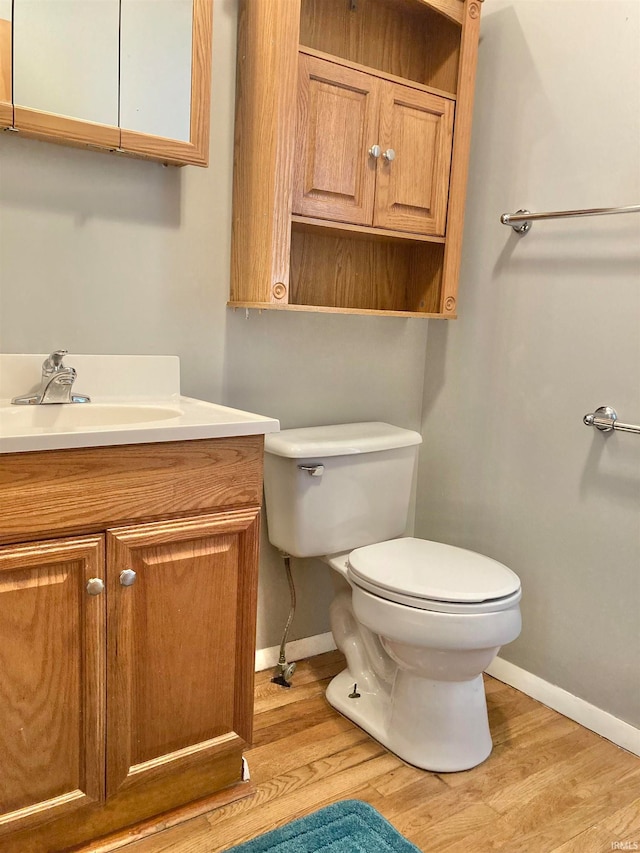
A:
<box><xmin>117</xmin><ymin>651</ymin><xmax>640</xmax><ymax>853</ymax></box>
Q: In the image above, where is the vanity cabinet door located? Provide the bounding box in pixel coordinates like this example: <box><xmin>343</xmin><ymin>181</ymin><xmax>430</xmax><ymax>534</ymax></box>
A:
<box><xmin>0</xmin><ymin>536</ymin><xmax>106</xmax><ymax>837</ymax></box>
<box><xmin>106</xmin><ymin>509</ymin><xmax>260</xmax><ymax>797</ymax></box>
<box><xmin>293</xmin><ymin>53</ymin><xmax>380</xmax><ymax>226</ymax></box>
<box><xmin>373</xmin><ymin>82</ymin><xmax>454</xmax><ymax>236</ymax></box>
<box><xmin>0</xmin><ymin>0</ymin><xmax>12</xmax><ymax>127</ymax></box>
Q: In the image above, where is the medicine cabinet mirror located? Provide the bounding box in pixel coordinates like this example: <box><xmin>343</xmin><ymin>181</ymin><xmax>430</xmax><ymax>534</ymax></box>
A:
<box><xmin>0</xmin><ymin>0</ymin><xmax>212</xmax><ymax>166</ymax></box>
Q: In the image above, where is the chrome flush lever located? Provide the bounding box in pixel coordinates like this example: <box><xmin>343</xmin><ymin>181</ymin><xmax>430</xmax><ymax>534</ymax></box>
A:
<box><xmin>298</xmin><ymin>464</ymin><xmax>324</xmax><ymax>477</ymax></box>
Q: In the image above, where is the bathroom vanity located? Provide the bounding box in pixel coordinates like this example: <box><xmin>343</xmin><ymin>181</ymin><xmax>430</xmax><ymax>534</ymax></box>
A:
<box><xmin>0</xmin><ymin>355</ymin><xmax>278</xmax><ymax>852</ymax></box>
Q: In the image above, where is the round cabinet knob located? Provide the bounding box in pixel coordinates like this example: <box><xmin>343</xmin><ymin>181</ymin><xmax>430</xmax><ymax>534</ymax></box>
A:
<box><xmin>382</xmin><ymin>148</ymin><xmax>396</xmax><ymax>162</ymax></box>
<box><xmin>368</xmin><ymin>144</ymin><xmax>381</xmax><ymax>158</ymax></box>
<box><xmin>119</xmin><ymin>569</ymin><xmax>137</xmax><ymax>587</ymax></box>
<box><xmin>86</xmin><ymin>577</ymin><xmax>105</xmax><ymax>596</ymax></box>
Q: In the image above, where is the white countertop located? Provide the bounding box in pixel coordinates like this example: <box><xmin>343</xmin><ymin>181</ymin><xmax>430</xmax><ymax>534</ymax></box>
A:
<box><xmin>0</xmin><ymin>354</ymin><xmax>280</xmax><ymax>454</ymax></box>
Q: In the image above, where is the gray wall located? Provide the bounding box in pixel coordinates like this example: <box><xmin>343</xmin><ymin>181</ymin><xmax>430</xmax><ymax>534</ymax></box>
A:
<box><xmin>1</xmin><ymin>0</ymin><xmax>638</xmax><ymax>725</ymax></box>
<box><xmin>0</xmin><ymin>0</ymin><xmax>428</xmax><ymax>651</ymax></box>
<box><xmin>415</xmin><ymin>1</ymin><xmax>640</xmax><ymax>727</ymax></box>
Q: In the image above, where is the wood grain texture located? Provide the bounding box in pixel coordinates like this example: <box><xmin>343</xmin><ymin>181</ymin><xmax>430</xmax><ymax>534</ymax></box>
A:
<box><xmin>228</xmin><ymin>302</ymin><xmax>447</xmax><ymax>319</ymax></box>
<box><xmin>0</xmin><ymin>536</ymin><xmax>105</xmax><ymax>836</ymax></box>
<box><xmin>416</xmin><ymin>0</ymin><xmax>464</xmax><ymax>26</ymax></box>
<box><xmin>5</xmin><ymin>750</ymin><xmax>244</xmax><ymax>853</ymax></box>
<box><xmin>230</xmin><ymin>0</ymin><xmax>300</xmax><ymax>306</ymax></box>
<box><xmin>440</xmin><ymin>0</ymin><xmax>482</xmax><ymax>316</ymax></box>
<box><xmin>300</xmin><ymin>46</ymin><xmax>457</xmax><ymax>102</ymax></box>
<box><xmin>300</xmin><ymin>0</ymin><xmax>460</xmax><ymax>94</ymax></box>
<box><xmin>0</xmin><ymin>17</ymin><xmax>11</xmax><ymax>105</ymax></box>
<box><xmin>374</xmin><ymin>81</ymin><xmax>454</xmax><ymax>236</ymax></box>
<box><xmin>190</xmin><ymin>0</ymin><xmax>213</xmax><ymax>164</ymax></box>
<box><xmin>10</xmin><ymin>1</ymin><xmax>211</xmax><ymax>166</ymax></box>
<box><xmin>13</xmin><ymin>106</ymin><xmax>120</xmax><ymax>149</ymax></box>
<box><xmin>290</xmin><ymin>225</ymin><xmax>443</xmax><ymax>314</ymax></box>
<box><xmin>0</xmin><ymin>436</ymin><xmax>264</xmax><ymax>546</ymax></box>
<box><xmin>293</xmin><ymin>54</ymin><xmax>379</xmax><ymax>226</ymax></box>
<box><xmin>292</xmin><ymin>215</ymin><xmax>446</xmax><ymax>244</ymax></box>
<box><xmin>230</xmin><ymin>0</ymin><xmax>477</xmax><ymax>318</ymax></box>
<box><xmin>99</xmin><ymin>650</ymin><xmax>640</xmax><ymax>853</ymax></box>
<box><xmin>0</xmin><ymin>101</ymin><xmax>12</xmax><ymax>128</ymax></box>
<box><xmin>120</xmin><ymin>0</ymin><xmax>212</xmax><ymax>167</ymax></box>
<box><xmin>106</xmin><ymin>510</ymin><xmax>260</xmax><ymax>797</ymax></box>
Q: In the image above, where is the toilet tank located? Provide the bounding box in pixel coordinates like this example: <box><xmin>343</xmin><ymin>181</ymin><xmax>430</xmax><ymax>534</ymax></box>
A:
<box><xmin>263</xmin><ymin>422</ymin><xmax>422</xmax><ymax>558</ymax></box>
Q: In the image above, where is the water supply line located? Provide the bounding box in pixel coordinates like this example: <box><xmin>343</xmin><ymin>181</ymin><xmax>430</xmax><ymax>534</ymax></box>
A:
<box><xmin>271</xmin><ymin>553</ymin><xmax>297</xmax><ymax>688</ymax></box>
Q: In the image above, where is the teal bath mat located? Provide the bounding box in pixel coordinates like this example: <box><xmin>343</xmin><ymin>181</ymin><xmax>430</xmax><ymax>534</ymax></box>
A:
<box><xmin>223</xmin><ymin>800</ymin><xmax>421</xmax><ymax>852</ymax></box>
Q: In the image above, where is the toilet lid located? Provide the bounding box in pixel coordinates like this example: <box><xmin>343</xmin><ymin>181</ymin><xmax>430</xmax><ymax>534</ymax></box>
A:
<box><xmin>347</xmin><ymin>537</ymin><xmax>521</xmax><ymax>605</ymax></box>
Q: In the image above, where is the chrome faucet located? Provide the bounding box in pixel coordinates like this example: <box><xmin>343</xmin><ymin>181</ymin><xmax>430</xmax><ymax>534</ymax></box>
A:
<box><xmin>12</xmin><ymin>350</ymin><xmax>91</xmax><ymax>405</ymax></box>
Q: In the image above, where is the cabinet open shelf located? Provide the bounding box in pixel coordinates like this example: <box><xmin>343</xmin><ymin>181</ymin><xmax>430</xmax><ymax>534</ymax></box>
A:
<box><xmin>299</xmin><ymin>0</ymin><xmax>463</xmax><ymax>95</ymax></box>
<box><xmin>298</xmin><ymin>46</ymin><xmax>458</xmax><ymax>103</ymax></box>
<box><xmin>290</xmin><ymin>225</ymin><xmax>445</xmax><ymax>316</ymax></box>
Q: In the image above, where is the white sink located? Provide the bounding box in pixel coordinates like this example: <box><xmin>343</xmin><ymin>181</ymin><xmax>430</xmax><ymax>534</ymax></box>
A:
<box><xmin>0</xmin><ymin>354</ymin><xmax>279</xmax><ymax>454</ymax></box>
<box><xmin>1</xmin><ymin>403</ymin><xmax>182</xmax><ymax>432</ymax></box>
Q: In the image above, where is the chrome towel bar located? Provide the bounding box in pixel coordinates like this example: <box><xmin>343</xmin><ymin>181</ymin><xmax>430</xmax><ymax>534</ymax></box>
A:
<box><xmin>501</xmin><ymin>204</ymin><xmax>640</xmax><ymax>235</ymax></box>
<box><xmin>583</xmin><ymin>406</ymin><xmax>640</xmax><ymax>436</ymax></box>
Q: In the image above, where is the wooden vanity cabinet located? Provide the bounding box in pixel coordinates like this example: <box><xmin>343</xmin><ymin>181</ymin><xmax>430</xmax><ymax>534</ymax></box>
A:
<box><xmin>230</xmin><ymin>0</ymin><xmax>482</xmax><ymax>318</ymax></box>
<box><xmin>0</xmin><ymin>436</ymin><xmax>262</xmax><ymax>853</ymax></box>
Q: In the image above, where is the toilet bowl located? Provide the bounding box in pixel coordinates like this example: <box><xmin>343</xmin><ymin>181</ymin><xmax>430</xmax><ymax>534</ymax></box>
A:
<box><xmin>263</xmin><ymin>423</ymin><xmax>522</xmax><ymax>772</ymax></box>
<box><xmin>325</xmin><ymin>539</ymin><xmax>521</xmax><ymax>771</ymax></box>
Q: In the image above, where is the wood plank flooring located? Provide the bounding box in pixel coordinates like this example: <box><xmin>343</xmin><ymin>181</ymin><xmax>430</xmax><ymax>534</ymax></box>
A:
<box><xmin>120</xmin><ymin>651</ymin><xmax>640</xmax><ymax>853</ymax></box>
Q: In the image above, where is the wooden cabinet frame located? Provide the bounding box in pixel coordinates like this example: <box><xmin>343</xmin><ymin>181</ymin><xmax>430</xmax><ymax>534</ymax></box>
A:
<box><xmin>4</xmin><ymin>0</ymin><xmax>212</xmax><ymax>166</ymax></box>
<box><xmin>230</xmin><ymin>0</ymin><xmax>482</xmax><ymax>317</ymax></box>
<box><xmin>0</xmin><ymin>436</ymin><xmax>263</xmax><ymax>852</ymax></box>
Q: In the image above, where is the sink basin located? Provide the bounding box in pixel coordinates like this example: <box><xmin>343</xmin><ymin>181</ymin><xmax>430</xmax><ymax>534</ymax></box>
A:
<box><xmin>0</xmin><ymin>354</ymin><xmax>279</xmax><ymax>454</ymax></box>
<box><xmin>1</xmin><ymin>403</ymin><xmax>182</xmax><ymax>433</ymax></box>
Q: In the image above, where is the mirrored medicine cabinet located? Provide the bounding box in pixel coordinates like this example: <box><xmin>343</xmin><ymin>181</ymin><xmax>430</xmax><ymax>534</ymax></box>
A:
<box><xmin>0</xmin><ymin>0</ymin><xmax>212</xmax><ymax>166</ymax></box>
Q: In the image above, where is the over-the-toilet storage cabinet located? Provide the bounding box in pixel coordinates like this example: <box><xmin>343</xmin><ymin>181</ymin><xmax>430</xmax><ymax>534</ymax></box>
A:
<box><xmin>230</xmin><ymin>0</ymin><xmax>482</xmax><ymax>318</ymax></box>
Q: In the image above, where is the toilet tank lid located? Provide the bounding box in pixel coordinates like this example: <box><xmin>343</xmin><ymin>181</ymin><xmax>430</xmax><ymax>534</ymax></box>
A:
<box><xmin>264</xmin><ymin>422</ymin><xmax>422</xmax><ymax>458</ymax></box>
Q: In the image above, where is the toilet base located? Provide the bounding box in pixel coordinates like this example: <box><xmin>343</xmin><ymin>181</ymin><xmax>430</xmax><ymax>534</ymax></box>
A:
<box><xmin>326</xmin><ymin>667</ymin><xmax>493</xmax><ymax>772</ymax></box>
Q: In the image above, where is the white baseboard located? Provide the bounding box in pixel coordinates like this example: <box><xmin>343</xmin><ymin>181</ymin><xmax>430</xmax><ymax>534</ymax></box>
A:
<box><xmin>254</xmin><ymin>638</ymin><xmax>639</xmax><ymax>757</ymax></box>
<box><xmin>255</xmin><ymin>631</ymin><xmax>337</xmax><ymax>673</ymax></box>
<box><xmin>487</xmin><ymin>657</ymin><xmax>640</xmax><ymax>757</ymax></box>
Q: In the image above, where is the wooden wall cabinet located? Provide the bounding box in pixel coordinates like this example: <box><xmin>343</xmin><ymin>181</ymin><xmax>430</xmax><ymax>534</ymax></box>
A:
<box><xmin>0</xmin><ymin>0</ymin><xmax>212</xmax><ymax>166</ymax></box>
<box><xmin>0</xmin><ymin>437</ymin><xmax>262</xmax><ymax>852</ymax></box>
<box><xmin>230</xmin><ymin>0</ymin><xmax>483</xmax><ymax>318</ymax></box>
<box><xmin>294</xmin><ymin>52</ymin><xmax>454</xmax><ymax>237</ymax></box>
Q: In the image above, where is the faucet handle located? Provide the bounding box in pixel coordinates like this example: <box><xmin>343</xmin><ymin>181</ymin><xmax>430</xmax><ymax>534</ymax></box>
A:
<box><xmin>43</xmin><ymin>350</ymin><xmax>68</xmax><ymax>372</ymax></box>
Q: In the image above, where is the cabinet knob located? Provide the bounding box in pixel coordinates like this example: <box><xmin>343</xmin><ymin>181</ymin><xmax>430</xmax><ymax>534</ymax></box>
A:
<box><xmin>382</xmin><ymin>148</ymin><xmax>396</xmax><ymax>162</ymax></box>
<box><xmin>120</xmin><ymin>569</ymin><xmax>137</xmax><ymax>587</ymax></box>
<box><xmin>86</xmin><ymin>577</ymin><xmax>105</xmax><ymax>596</ymax></box>
<box><xmin>368</xmin><ymin>144</ymin><xmax>381</xmax><ymax>159</ymax></box>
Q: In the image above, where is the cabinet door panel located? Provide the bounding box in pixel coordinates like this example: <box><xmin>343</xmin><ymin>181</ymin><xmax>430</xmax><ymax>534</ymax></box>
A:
<box><xmin>0</xmin><ymin>536</ymin><xmax>105</xmax><ymax>835</ymax></box>
<box><xmin>0</xmin><ymin>2</ymin><xmax>12</xmax><ymax>127</ymax></box>
<box><xmin>106</xmin><ymin>509</ymin><xmax>260</xmax><ymax>796</ymax></box>
<box><xmin>374</xmin><ymin>82</ymin><xmax>454</xmax><ymax>236</ymax></box>
<box><xmin>293</xmin><ymin>53</ymin><xmax>379</xmax><ymax>226</ymax></box>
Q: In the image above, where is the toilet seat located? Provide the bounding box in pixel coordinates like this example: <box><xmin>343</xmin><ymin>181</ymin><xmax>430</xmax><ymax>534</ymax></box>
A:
<box><xmin>347</xmin><ymin>537</ymin><xmax>522</xmax><ymax>614</ymax></box>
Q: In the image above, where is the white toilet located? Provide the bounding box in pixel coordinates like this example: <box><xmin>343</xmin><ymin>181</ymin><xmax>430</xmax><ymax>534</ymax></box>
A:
<box><xmin>263</xmin><ymin>422</ymin><xmax>522</xmax><ymax>772</ymax></box>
